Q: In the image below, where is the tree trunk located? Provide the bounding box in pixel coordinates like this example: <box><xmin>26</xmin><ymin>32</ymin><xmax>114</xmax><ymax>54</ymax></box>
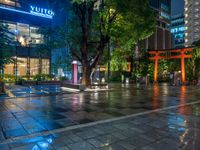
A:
<box><xmin>39</xmin><ymin>56</ymin><xmax>42</xmax><ymax>74</ymax></box>
<box><xmin>81</xmin><ymin>65</ymin><xmax>92</xmax><ymax>86</ymax></box>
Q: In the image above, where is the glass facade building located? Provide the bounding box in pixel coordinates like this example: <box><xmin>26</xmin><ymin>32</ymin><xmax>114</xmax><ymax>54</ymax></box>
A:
<box><xmin>0</xmin><ymin>0</ymin><xmax>53</xmax><ymax>76</ymax></box>
<box><xmin>184</xmin><ymin>0</ymin><xmax>200</xmax><ymax>47</ymax></box>
<box><xmin>170</xmin><ymin>14</ymin><xmax>185</xmax><ymax>48</ymax></box>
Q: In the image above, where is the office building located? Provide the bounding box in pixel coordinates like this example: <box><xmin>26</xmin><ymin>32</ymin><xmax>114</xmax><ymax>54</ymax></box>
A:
<box><xmin>146</xmin><ymin>0</ymin><xmax>172</xmax><ymax>50</ymax></box>
<box><xmin>170</xmin><ymin>14</ymin><xmax>185</xmax><ymax>48</ymax></box>
<box><xmin>0</xmin><ymin>0</ymin><xmax>54</xmax><ymax>76</ymax></box>
<box><xmin>184</xmin><ymin>0</ymin><xmax>200</xmax><ymax>47</ymax></box>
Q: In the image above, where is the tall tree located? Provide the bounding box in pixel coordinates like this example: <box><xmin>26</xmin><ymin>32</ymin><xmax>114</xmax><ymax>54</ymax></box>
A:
<box><xmin>46</xmin><ymin>0</ymin><xmax>156</xmax><ymax>86</ymax></box>
<box><xmin>186</xmin><ymin>40</ymin><xmax>200</xmax><ymax>80</ymax></box>
<box><xmin>0</xmin><ymin>23</ymin><xmax>14</xmax><ymax>77</ymax></box>
<box><xmin>68</xmin><ymin>0</ymin><xmax>156</xmax><ymax>86</ymax></box>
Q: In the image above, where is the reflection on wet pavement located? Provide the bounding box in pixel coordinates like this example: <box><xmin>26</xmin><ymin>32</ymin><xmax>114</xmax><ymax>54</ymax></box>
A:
<box><xmin>5</xmin><ymin>85</ymin><xmax>66</xmax><ymax>97</ymax></box>
<box><xmin>1</xmin><ymin>102</ymin><xmax>200</xmax><ymax>149</ymax></box>
<box><xmin>0</xmin><ymin>84</ymin><xmax>200</xmax><ymax>149</ymax></box>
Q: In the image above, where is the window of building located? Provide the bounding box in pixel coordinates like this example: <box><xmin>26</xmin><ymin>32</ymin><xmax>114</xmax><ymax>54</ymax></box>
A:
<box><xmin>0</xmin><ymin>0</ymin><xmax>21</xmax><ymax>8</ymax></box>
<box><xmin>30</xmin><ymin>27</ymin><xmax>43</xmax><ymax>44</ymax></box>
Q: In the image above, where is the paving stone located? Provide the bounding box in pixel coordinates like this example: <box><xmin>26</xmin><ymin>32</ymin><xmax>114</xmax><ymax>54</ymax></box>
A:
<box><xmin>67</xmin><ymin>141</ymin><xmax>96</xmax><ymax>150</ymax></box>
<box><xmin>0</xmin><ymin>144</ymin><xmax>10</xmax><ymax>150</ymax></box>
<box><xmin>117</xmin><ymin>140</ymin><xmax>136</xmax><ymax>150</ymax></box>
<box><xmin>87</xmin><ymin>138</ymin><xmax>106</xmax><ymax>148</ymax></box>
<box><xmin>11</xmin><ymin>143</ymin><xmax>39</xmax><ymax>150</ymax></box>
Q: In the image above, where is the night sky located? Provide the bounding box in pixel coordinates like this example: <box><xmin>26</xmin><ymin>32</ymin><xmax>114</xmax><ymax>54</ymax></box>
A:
<box><xmin>171</xmin><ymin>0</ymin><xmax>184</xmax><ymax>16</ymax></box>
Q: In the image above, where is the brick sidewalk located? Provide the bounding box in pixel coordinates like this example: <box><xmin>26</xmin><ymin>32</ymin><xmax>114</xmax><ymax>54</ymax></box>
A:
<box><xmin>0</xmin><ymin>101</ymin><xmax>200</xmax><ymax>150</ymax></box>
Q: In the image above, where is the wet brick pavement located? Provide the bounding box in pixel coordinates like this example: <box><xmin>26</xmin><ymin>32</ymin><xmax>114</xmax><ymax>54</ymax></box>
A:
<box><xmin>0</xmin><ymin>101</ymin><xmax>200</xmax><ymax>150</ymax></box>
<box><xmin>0</xmin><ymin>84</ymin><xmax>200</xmax><ymax>149</ymax></box>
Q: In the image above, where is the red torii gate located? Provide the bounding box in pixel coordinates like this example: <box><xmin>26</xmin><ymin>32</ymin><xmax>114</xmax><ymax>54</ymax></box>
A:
<box><xmin>148</xmin><ymin>47</ymin><xmax>193</xmax><ymax>83</ymax></box>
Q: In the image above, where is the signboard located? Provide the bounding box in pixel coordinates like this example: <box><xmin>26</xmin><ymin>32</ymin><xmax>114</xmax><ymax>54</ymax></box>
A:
<box><xmin>30</xmin><ymin>6</ymin><xmax>55</xmax><ymax>19</ymax></box>
<box><xmin>0</xmin><ymin>5</ymin><xmax>54</xmax><ymax>19</ymax></box>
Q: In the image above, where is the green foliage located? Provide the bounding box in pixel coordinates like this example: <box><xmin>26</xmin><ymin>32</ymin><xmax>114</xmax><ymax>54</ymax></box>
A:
<box><xmin>1</xmin><ymin>74</ymin><xmax>16</xmax><ymax>83</ymax></box>
<box><xmin>186</xmin><ymin>47</ymin><xmax>200</xmax><ymax>80</ymax></box>
<box><xmin>59</xmin><ymin>76</ymin><xmax>69</xmax><ymax>81</ymax></box>
<box><xmin>33</xmin><ymin>74</ymin><xmax>55</xmax><ymax>81</ymax></box>
<box><xmin>0</xmin><ymin>23</ymin><xmax>15</xmax><ymax>74</ymax></box>
<box><xmin>110</xmin><ymin>48</ymin><xmax>130</xmax><ymax>72</ymax></box>
<box><xmin>46</xmin><ymin>0</ymin><xmax>156</xmax><ymax>85</ymax></box>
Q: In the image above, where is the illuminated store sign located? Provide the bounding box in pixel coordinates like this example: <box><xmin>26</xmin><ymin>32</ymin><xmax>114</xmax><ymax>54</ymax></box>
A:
<box><xmin>30</xmin><ymin>6</ymin><xmax>55</xmax><ymax>19</ymax></box>
<box><xmin>0</xmin><ymin>5</ymin><xmax>54</xmax><ymax>19</ymax></box>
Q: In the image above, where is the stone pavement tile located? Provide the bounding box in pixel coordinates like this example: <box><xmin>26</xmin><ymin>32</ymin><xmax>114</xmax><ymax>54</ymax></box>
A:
<box><xmin>42</xmin><ymin>122</ymin><xmax>64</xmax><ymax>130</ymax></box>
<box><xmin>110</xmin><ymin>132</ymin><xmax>127</xmax><ymax>140</ymax></box>
<box><xmin>9</xmin><ymin>141</ymin><xmax>31</xmax><ymax>149</ymax></box>
<box><xmin>18</xmin><ymin>117</ymin><xmax>37</xmax><ymax>124</ymax></box>
<box><xmin>98</xmin><ymin>143</ymin><xmax>128</xmax><ymax>150</ymax></box>
<box><xmin>181</xmin><ymin>139</ymin><xmax>200</xmax><ymax>150</ymax></box>
<box><xmin>0</xmin><ymin>131</ymin><xmax>5</xmax><ymax>140</ymax></box>
<box><xmin>75</xmin><ymin>130</ymin><xmax>99</xmax><ymax>140</ymax></box>
<box><xmin>89</xmin><ymin>127</ymin><xmax>106</xmax><ymax>135</ymax></box>
<box><xmin>8</xmin><ymin>136</ymin><xmax>48</xmax><ymax>149</ymax></box>
<box><xmin>135</xmin><ymin>124</ymin><xmax>159</xmax><ymax>133</ymax></box>
<box><xmin>0</xmin><ymin>144</ymin><xmax>10</xmax><ymax>150</ymax></box>
<box><xmin>140</xmin><ymin>146</ymin><xmax>155</xmax><ymax>150</ymax></box>
<box><xmin>55</xmin><ymin>118</ymin><xmax>76</xmax><ymax>127</ymax></box>
<box><xmin>87</xmin><ymin>138</ymin><xmax>106</xmax><ymax>148</ymax></box>
<box><xmin>147</xmin><ymin>140</ymin><xmax>178</xmax><ymax>150</ymax></box>
<box><xmin>92</xmin><ymin>125</ymin><xmax>118</xmax><ymax>134</ymax></box>
<box><xmin>129</xmin><ymin>126</ymin><xmax>145</xmax><ymax>134</ymax></box>
<box><xmin>67</xmin><ymin>133</ymin><xmax>84</xmax><ymax>143</ymax></box>
<box><xmin>112</xmin><ymin>122</ymin><xmax>133</xmax><ymax>130</ymax></box>
<box><xmin>147</xmin><ymin>120</ymin><xmax>168</xmax><ymax>128</ymax></box>
<box><xmin>1</xmin><ymin>123</ymin><xmax>22</xmax><ymax>131</ymax></box>
<box><xmin>76</xmin><ymin>128</ymin><xmax>99</xmax><ymax>139</ymax></box>
<box><xmin>126</xmin><ymin>135</ymin><xmax>154</xmax><ymax>148</ymax></box>
<box><xmin>129</xmin><ymin>116</ymin><xmax>153</xmax><ymax>125</ymax></box>
<box><xmin>54</xmin><ymin>145</ymin><xmax>70</xmax><ymax>150</ymax></box>
<box><xmin>117</xmin><ymin>128</ymin><xmax>140</xmax><ymax>138</ymax></box>
<box><xmin>11</xmin><ymin>143</ymin><xmax>39</xmax><ymax>150</ymax></box>
<box><xmin>117</xmin><ymin>140</ymin><xmax>136</xmax><ymax>150</ymax></box>
<box><xmin>50</xmin><ymin>136</ymin><xmax>73</xmax><ymax>147</ymax></box>
<box><xmin>97</xmin><ymin>134</ymin><xmax>121</xmax><ymax>145</ymax></box>
<box><xmin>4</xmin><ymin>128</ymin><xmax>28</xmax><ymax>138</ymax></box>
<box><xmin>144</xmin><ymin>129</ymin><xmax>169</xmax><ymax>140</ymax></box>
<box><xmin>67</xmin><ymin>141</ymin><xmax>96</xmax><ymax>150</ymax></box>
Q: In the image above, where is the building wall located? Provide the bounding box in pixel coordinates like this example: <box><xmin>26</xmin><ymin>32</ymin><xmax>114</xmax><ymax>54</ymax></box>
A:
<box><xmin>185</xmin><ymin>0</ymin><xmax>200</xmax><ymax>46</ymax></box>
<box><xmin>0</xmin><ymin>0</ymin><xmax>55</xmax><ymax>76</ymax></box>
<box><xmin>146</xmin><ymin>0</ymin><xmax>172</xmax><ymax>50</ymax></box>
<box><xmin>146</xmin><ymin>27</ymin><xmax>172</xmax><ymax>50</ymax></box>
<box><xmin>170</xmin><ymin>14</ymin><xmax>185</xmax><ymax>48</ymax></box>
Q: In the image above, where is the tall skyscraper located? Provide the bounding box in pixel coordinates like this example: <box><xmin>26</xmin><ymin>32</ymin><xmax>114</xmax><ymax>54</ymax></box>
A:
<box><xmin>170</xmin><ymin>14</ymin><xmax>185</xmax><ymax>48</ymax></box>
<box><xmin>184</xmin><ymin>0</ymin><xmax>200</xmax><ymax>47</ymax></box>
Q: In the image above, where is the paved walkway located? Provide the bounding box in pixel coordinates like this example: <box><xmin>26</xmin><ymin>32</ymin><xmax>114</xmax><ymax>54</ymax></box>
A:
<box><xmin>0</xmin><ymin>84</ymin><xmax>200</xmax><ymax>149</ymax></box>
<box><xmin>0</xmin><ymin>100</ymin><xmax>200</xmax><ymax>150</ymax></box>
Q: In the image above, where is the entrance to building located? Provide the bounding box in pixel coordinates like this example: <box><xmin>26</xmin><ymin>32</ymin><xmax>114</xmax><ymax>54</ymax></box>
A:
<box><xmin>148</xmin><ymin>47</ymin><xmax>193</xmax><ymax>83</ymax></box>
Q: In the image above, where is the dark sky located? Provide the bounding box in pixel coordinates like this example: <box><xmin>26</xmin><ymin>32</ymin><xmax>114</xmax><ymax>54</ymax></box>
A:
<box><xmin>171</xmin><ymin>0</ymin><xmax>184</xmax><ymax>16</ymax></box>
